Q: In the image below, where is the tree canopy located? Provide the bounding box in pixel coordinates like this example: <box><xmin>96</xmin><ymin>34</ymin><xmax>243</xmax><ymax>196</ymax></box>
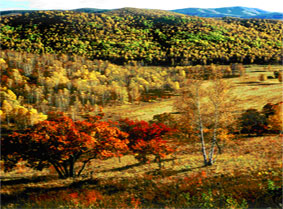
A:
<box><xmin>0</xmin><ymin>9</ymin><xmax>282</xmax><ymax>66</ymax></box>
<box><xmin>2</xmin><ymin>112</ymin><xmax>129</xmax><ymax>178</ymax></box>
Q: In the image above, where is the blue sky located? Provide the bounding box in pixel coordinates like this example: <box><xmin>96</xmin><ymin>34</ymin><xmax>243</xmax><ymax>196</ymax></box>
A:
<box><xmin>1</xmin><ymin>0</ymin><xmax>282</xmax><ymax>12</ymax></box>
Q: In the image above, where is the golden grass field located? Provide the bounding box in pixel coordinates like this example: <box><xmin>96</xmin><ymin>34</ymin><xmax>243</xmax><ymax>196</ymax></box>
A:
<box><xmin>103</xmin><ymin>65</ymin><xmax>283</xmax><ymax>121</ymax></box>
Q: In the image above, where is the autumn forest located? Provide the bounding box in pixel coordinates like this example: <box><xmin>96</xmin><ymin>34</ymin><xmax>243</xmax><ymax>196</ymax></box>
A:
<box><xmin>0</xmin><ymin>7</ymin><xmax>282</xmax><ymax>209</ymax></box>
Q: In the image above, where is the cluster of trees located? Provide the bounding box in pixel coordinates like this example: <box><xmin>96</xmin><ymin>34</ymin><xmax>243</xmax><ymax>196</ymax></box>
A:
<box><xmin>1</xmin><ymin>112</ymin><xmax>173</xmax><ymax>178</ymax></box>
<box><xmin>1</xmin><ymin>50</ymin><xmax>244</xmax><ymax>129</ymax></box>
<box><xmin>153</xmin><ymin>100</ymin><xmax>282</xmax><ymax>166</ymax></box>
<box><xmin>0</xmin><ymin>9</ymin><xmax>282</xmax><ymax>65</ymax></box>
<box><xmin>0</xmin><ymin>86</ymin><xmax>47</xmax><ymax>130</ymax></box>
<box><xmin>239</xmin><ymin>102</ymin><xmax>282</xmax><ymax>135</ymax></box>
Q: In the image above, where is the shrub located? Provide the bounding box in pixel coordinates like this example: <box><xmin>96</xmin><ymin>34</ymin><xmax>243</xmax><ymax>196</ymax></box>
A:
<box><xmin>278</xmin><ymin>72</ymin><xmax>283</xmax><ymax>82</ymax></box>
<box><xmin>266</xmin><ymin>102</ymin><xmax>283</xmax><ymax>133</ymax></box>
<box><xmin>239</xmin><ymin>109</ymin><xmax>268</xmax><ymax>135</ymax></box>
<box><xmin>273</xmin><ymin>71</ymin><xmax>279</xmax><ymax>78</ymax></box>
<box><xmin>259</xmin><ymin>74</ymin><xmax>267</xmax><ymax>81</ymax></box>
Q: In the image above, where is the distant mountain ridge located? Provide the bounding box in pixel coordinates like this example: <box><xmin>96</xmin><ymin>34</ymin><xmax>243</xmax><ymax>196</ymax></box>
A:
<box><xmin>0</xmin><ymin>8</ymin><xmax>109</xmax><ymax>16</ymax></box>
<box><xmin>171</xmin><ymin>6</ymin><xmax>283</xmax><ymax>20</ymax></box>
<box><xmin>0</xmin><ymin>6</ymin><xmax>282</xmax><ymax>20</ymax></box>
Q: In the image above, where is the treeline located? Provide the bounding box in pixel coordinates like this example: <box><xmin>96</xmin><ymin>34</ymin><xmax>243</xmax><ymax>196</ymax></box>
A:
<box><xmin>0</xmin><ymin>8</ymin><xmax>282</xmax><ymax>66</ymax></box>
<box><xmin>0</xmin><ymin>50</ymin><xmax>245</xmax><ymax>130</ymax></box>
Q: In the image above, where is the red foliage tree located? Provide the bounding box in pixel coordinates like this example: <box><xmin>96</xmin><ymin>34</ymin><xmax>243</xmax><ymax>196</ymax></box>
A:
<box><xmin>119</xmin><ymin>118</ymin><xmax>174</xmax><ymax>165</ymax></box>
<box><xmin>1</xmin><ymin>112</ymin><xmax>129</xmax><ymax>178</ymax></box>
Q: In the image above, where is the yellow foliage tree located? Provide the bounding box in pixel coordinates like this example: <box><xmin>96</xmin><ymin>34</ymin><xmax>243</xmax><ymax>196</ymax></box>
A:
<box><xmin>267</xmin><ymin>102</ymin><xmax>283</xmax><ymax>133</ymax></box>
<box><xmin>175</xmin><ymin>69</ymin><xmax>236</xmax><ymax>166</ymax></box>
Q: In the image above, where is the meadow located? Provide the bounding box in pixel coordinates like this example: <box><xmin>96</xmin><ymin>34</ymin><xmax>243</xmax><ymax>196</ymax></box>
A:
<box><xmin>103</xmin><ymin>65</ymin><xmax>283</xmax><ymax>121</ymax></box>
<box><xmin>1</xmin><ymin>135</ymin><xmax>281</xmax><ymax>208</ymax></box>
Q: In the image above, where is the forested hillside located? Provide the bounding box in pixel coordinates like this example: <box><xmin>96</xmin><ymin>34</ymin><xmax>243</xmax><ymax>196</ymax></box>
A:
<box><xmin>0</xmin><ymin>8</ymin><xmax>282</xmax><ymax>66</ymax></box>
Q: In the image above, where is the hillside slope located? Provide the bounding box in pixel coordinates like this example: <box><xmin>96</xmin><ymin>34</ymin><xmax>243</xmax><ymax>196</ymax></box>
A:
<box><xmin>253</xmin><ymin>12</ymin><xmax>283</xmax><ymax>20</ymax></box>
<box><xmin>0</xmin><ymin>8</ymin><xmax>282</xmax><ymax>65</ymax></box>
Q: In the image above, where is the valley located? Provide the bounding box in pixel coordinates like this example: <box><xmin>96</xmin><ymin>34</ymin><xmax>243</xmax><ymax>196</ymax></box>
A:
<box><xmin>0</xmin><ymin>6</ymin><xmax>282</xmax><ymax>209</ymax></box>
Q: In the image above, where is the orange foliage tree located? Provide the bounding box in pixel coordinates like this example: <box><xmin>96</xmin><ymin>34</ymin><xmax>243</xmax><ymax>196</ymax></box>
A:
<box><xmin>266</xmin><ymin>102</ymin><xmax>283</xmax><ymax>134</ymax></box>
<box><xmin>118</xmin><ymin>118</ymin><xmax>174</xmax><ymax>166</ymax></box>
<box><xmin>1</xmin><ymin>112</ymin><xmax>129</xmax><ymax>178</ymax></box>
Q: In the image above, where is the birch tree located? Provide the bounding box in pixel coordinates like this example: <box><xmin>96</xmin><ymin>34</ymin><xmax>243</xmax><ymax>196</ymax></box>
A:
<box><xmin>176</xmin><ymin>68</ymin><xmax>235</xmax><ymax>166</ymax></box>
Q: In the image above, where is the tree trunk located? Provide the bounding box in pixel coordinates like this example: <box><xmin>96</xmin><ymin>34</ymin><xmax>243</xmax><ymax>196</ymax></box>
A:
<box><xmin>69</xmin><ymin>156</ymin><xmax>75</xmax><ymax>177</ymax></box>
<box><xmin>196</xmin><ymin>89</ymin><xmax>208</xmax><ymax>166</ymax></box>
<box><xmin>77</xmin><ymin>156</ymin><xmax>95</xmax><ymax>177</ymax></box>
<box><xmin>63</xmin><ymin>161</ymin><xmax>69</xmax><ymax>177</ymax></box>
<box><xmin>51</xmin><ymin>162</ymin><xmax>64</xmax><ymax>179</ymax></box>
<box><xmin>208</xmin><ymin>109</ymin><xmax>219</xmax><ymax>165</ymax></box>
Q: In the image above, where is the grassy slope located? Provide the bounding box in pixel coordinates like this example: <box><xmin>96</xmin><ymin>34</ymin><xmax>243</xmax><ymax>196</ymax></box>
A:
<box><xmin>104</xmin><ymin>65</ymin><xmax>283</xmax><ymax>121</ymax></box>
<box><xmin>1</xmin><ymin>65</ymin><xmax>282</xmax><ymax>207</ymax></box>
<box><xmin>1</xmin><ymin>135</ymin><xmax>281</xmax><ymax>208</ymax></box>
<box><xmin>1</xmin><ymin>135</ymin><xmax>281</xmax><ymax>180</ymax></box>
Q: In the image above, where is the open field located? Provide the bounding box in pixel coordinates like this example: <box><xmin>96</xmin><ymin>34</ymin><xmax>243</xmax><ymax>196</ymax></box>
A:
<box><xmin>104</xmin><ymin>65</ymin><xmax>283</xmax><ymax>121</ymax></box>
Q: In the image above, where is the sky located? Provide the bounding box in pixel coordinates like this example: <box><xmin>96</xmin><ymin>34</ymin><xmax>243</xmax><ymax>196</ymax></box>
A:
<box><xmin>1</xmin><ymin>0</ymin><xmax>282</xmax><ymax>12</ymax></box>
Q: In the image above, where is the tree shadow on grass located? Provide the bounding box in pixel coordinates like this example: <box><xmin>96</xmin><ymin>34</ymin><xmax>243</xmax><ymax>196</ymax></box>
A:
<box><xmin>1</xmin><ymin>175</ymin><xmax>54</xmax><ymax>186</ymax></box>
<box><xmin>99</xmin><ymin>162</ymin><xmax>143</xmax><ymax>172</ymax></box>
<box><xmin>236</xmin><ymin>81</ymin><xmax>279</xmax><ymax>86</ymax></box>
<box><xmin>236</xmin><ymin>81</ymin><xmax>260</xmax><ymax>85</ymax></box>
<box><xmin>257</xmin><ymin>83</ymin><xmax>279</xmax><ymax>86</ymax></box>
<box><xmin>145</xmin><ymin>165</ymin><xmax>205</xmax><ymax>177</ymax></box>
<box><xmin>253</xmin><ymin>70</ymin><xmax>267</xmax><ymax>72</ymax></box>
<box><xmin>99</xmin><ymin>158</ymin><xmax>177</xmax><ymax>173</ymax></box>
<box><xmin>1</xmin><ymin>178</ymin><xmax>100</xmax><ymax>206</ymax></box>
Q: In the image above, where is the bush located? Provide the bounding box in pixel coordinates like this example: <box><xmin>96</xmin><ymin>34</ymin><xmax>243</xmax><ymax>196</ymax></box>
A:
<box><xmin>239</xmin><ymin>109</ymin><xmax>268</xmax><ymax>135</ymax></box>
<box><xmin>239</xmin><ymin>103</ymin><xmax>282</xmax><ymax>135</ymax></box>
<box><xmin>259</xmin><ymin>74</ymin><xmax>267</xmax><ymax>81</ymax></box>
<box><xmin>273</xmin><ymin>71</ymin><xmax>279</xmax><ymax>78</ymax></box>
<box><xmin>278</xmin><ymin>72</ymin><xmax>283</xmax><ymax>82</ymax></box>
<box><xmin>266</xmin><ymin>102</ymin><xmax>283</xmax><ymax>133</ymax></box>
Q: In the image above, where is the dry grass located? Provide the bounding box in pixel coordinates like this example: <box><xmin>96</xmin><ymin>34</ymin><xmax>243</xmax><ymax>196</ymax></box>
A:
<box><xmin>1</xmin><ymin>135</ymin><xmax>281</xmax><ymax>196</ymax></box>
<box><xmin>103</xmin><ymin>65</ymin><xmax>283</xmax><ymax>121</ymax></box>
